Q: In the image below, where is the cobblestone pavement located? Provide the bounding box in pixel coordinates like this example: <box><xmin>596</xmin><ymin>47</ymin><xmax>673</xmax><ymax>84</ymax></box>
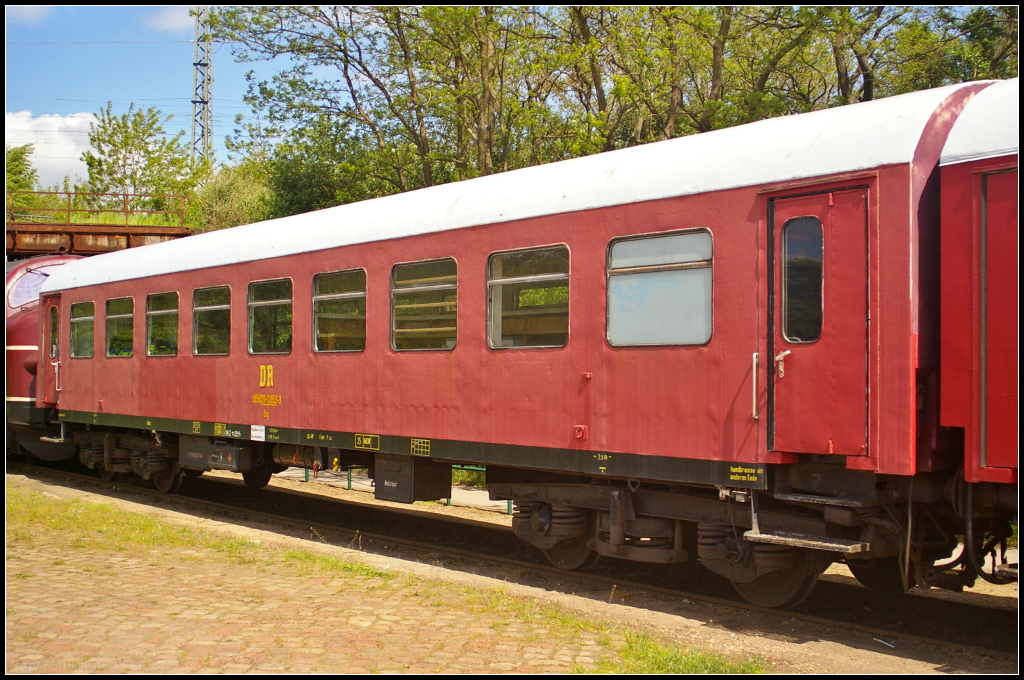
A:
<box><xmin>6</xmin><ymin>477</ymin><xmax>622</xmax><ymax>675</ymax></box>
<box><xmin>7</xmin><ymin>473</ymin><xmax>1017</xmax><ymax>675</ymax></box>
<box><xmin>6</xmin><ymin>537</ymin><xmax>625</xmax><ymax>674</ymax></box>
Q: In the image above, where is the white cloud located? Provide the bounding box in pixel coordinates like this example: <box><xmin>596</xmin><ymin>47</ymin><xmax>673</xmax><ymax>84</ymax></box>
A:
<box><xmin>5</xmin><ymin>6</ymin><xmax>53</xmax><ymax>25</ymax></box>
<box><xmin>145</xmin><ymin>6</ymin><xmax>193</xmax><ymax>33</ymax></box>
<box><xmin>5</xmin><ymin>111</ymin><xmax>96</xmax><ymax>188</ymax></box>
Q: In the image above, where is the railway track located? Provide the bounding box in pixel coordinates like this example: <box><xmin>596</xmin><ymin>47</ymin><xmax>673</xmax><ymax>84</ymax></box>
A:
<box><xmin>9</xmin><ymin>460</ymin><xmax>1017</xmax><ymax>659</ymax></box>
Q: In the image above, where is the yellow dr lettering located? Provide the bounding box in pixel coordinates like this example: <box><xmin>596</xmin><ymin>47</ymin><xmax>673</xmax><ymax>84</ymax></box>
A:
<box><xmin>259</xmin><ymin>364</ymin><xmax>275</xmax><ymax>388</ymax></box>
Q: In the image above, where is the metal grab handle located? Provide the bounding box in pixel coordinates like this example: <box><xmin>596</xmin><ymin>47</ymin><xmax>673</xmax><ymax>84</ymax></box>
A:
<box><xmin>53</xmin><ymin>361</ymin><xmax>61</xmax><ymax>392</ymax></box>
<box><xmin>751</xmin><ymin>353</ymin><xmax>759</xmax><ymax>420</ymax></box>
<box><xmin>774</xmin><ymin>350</ymin><xmax>791</xmax><ymax>378</ymax></box>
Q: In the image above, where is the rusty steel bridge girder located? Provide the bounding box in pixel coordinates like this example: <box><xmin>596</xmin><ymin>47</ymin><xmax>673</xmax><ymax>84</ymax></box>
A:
<box><xmin>5</xmin><ymin>190</ymin><xmax>191</xmax><ymax>256</ymax></box>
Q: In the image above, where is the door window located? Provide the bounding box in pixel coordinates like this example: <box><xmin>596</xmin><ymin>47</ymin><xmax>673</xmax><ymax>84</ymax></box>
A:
<box><xmin>782</xmin><ymin>217</ymin><xmax>823</xmax><ymax>343</ymax></box>
<box><xmin>48</xmin><ymin>306</ymin><xmax>59</xmax><ymax>358</ymax></box>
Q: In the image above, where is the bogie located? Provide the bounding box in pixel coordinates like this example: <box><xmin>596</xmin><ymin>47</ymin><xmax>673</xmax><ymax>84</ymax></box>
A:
<box><xmin>730</xmin><ymin>548</ymin><xmax>823</xmax><ymax>609</ymax></box>
<box><xmin>152</xmin><ymin>465</ymin><xmax>183</xmax><ymax>494</ymax></box>
<box><xmin>242</xmin><ymin>463</ymin><xmax>274</xmax><ymax>490</ymax></box>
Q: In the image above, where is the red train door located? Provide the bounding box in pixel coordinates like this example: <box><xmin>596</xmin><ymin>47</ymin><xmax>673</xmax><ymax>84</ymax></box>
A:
<box><xmin>41</xmin><ymin>294</ymin><xmax>61</xmax><ymax>406</ymax></box>
<box><xmin>982</xmin><ymin>169</ymin><xmax>1018</xmax><ymax>470</ymax></box>
<box><xmin>770</xmin><ymin>190</ymin><xmax>868</xmax><ymax>455</ymax></box>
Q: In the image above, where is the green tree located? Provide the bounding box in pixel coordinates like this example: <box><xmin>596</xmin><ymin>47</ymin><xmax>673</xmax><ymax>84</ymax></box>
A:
<box><xmin>192</xmin><ymin>161</ymin><xmax>271</xmax><ymax>232</ymax></box>
<box><xmin>6</xmin><ymin>143</ymin><xmax>39</xmax><ymax>191</ymax></box>
<box><xmin>818</xmin><ymin>7</ymin><xmax>1018</xmax><ymax>102</ymax></box>
<box><xmin>6</xmin><ymin>144</ymin><xmax>41</xmax><ymax>215</ymax></box>
<box><xmin>214</xmin><ymin>6</ymin><xmax>582</xmax><ymax>194</ymax></box>
<box><xmin>264</xmin><ymin>116</ymin><xmax>371</xmax><ymax>218</ymax></box>
<box><xmin>211</xmin><ymin>5</ymin><xmax>1017</xmax><ymax>219</ymax></box>
<box><xmin>958</xmin><ymin>6</ymin><xmax>1019</xmax><ymax>79</ymax></box>
<box><xmin>79</xmin><ymin>102</ymin><xmax>206</xmax><ymax>211</ymax></box>
<box><xmin>226</xmin><ymin>111</ymin><xmax>388</xmax><ymax>219</ymax></box>
<box><xmin>896</xmin><ymin>6</ymin><xmax>1019</xmax><ymax>89</ymax></box>
<box><xmin>582</xmin><ymin>6</ymin><xmax>826</xmax><ymax>141</ymax></box>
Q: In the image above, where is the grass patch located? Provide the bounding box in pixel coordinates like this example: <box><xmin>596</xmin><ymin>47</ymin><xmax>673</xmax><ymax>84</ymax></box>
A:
<box><xmin>280</xmin><ymin>549</ymin><xmax>394</xmax><ymax>579</ymax></box>
<box><xmin>590</xmin><ymin>632</ymin><xmax>763</xmax><ymax>674</ymax></box>
<box><xmin>5</xmin><ymin>484</ymin><xmax>392</xmax><ymax>580</ymax></box>
<box><xmin>7</xmin><ymin>483</ymin><xmax>763</xmax><ymax>673</ymax></box>
<box><xmin>433</xmin><ymin>584</ymin><xmax>764</xmax><ymax>674</ymax></box>
<box><xmin>210</xmin><ymin>537</ymin><xmax>264</xmax><ymax>564</ymax></box>
<box><xmin>6</xmin><ymin>484</ymin><xmax>203</xmax><ymax>551</ymax></box>
<box><xmin>451</xmin><ymin>468</ymin><xmax>487</xmax><ymax>488</ymax></box>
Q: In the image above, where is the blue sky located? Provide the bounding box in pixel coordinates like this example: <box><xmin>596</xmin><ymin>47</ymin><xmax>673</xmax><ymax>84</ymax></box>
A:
<box><xmin>6</xmin><ymin>5</ymin><xmax>278</xmax><ymax>186</ymax></box>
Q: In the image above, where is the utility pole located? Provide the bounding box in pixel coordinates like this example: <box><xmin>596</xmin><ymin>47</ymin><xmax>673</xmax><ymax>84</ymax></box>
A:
<box><xmin>191</xmin><ymin>6</ymin><xmax>214</xmax><ymax>164</ymax></box>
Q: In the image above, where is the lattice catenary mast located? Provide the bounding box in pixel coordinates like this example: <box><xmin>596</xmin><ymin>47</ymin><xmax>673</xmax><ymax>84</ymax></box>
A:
<box><xmin>191</xmin><ymin>6</ymin><xmax>214</xmax><ymax>163</ymax></box>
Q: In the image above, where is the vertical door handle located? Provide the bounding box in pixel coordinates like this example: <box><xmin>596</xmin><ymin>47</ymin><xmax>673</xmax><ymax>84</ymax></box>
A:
<box><xmin>751</xmin><ymin>353</ymin><xmax>759</xmax><ymax>420</ymax></box>
<box><xmin>774</xmin><ymin>350</ymin><xmax>791</xmax><ymax>378</ymax></box>
<box><xmin>53</xmin><ymin>361</ymin><xmax>61</xmax><ymax>392</ymax></box>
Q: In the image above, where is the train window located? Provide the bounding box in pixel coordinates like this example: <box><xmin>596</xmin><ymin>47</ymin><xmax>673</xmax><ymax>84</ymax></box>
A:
<box><xmin>249</xmin><ymin>279</ymin><xmax>293</xmax><ymax>354</ymax></box>
<box><xmin>105</xmin><ymin>297</ymin><xmax>134</xmax><ymax>357</ymax></box>
<box><xmin>392</xmin><ymin>258</ymin><xmax>457</xmax><ymax>351</ymax></box>
<box><xmin>48</xmin><ymin>306</ymin><xmax>58</xmax><ymax>359</ymax></box>
<box><xmin>7</xmin><ymin>265</ymin><xmax>61</xmax><ymax>309</ymax></box>
<box><xmin>782</xmin><ymin>217</ymin><xmax>823</xmax><ymax>343</ymax></box>
<box><xmin>607</xmin><ymin>230</ymin><xmax>713</xmax><ymax>346</ymax></box>
<box><xmin>193</xmin><ymin>286</ymin><xmax>231</xmax><ymax>355</ymax></box>
<box><xmin>146</xmin><ymin>292</ymin><xmax>179</xmax><ymax>356</ymax></box>
<box><xmin>313</xmin><ymin>269</ymin><xmax>366</xmax><ymax>352</ymax></box>
<box><xmin>487</xmin><ymin>245</ymin><xmax>569</xmax><ymax>348</ymax></box>
<box><xmin>70</xmin><ymin>302</ymin><xmax>95</xmax><ymax>358</ymax></box>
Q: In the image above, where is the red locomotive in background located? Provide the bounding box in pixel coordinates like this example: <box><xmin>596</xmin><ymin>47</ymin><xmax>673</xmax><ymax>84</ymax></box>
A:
<box><xmin>7</xmin><ymin>254</ymin><xmax>80</xmax><ymax>461</ymax></box>
<box><xmin>7</xmin><ymin>78</ymin><xmax>1017</xmax><ymax>608</ymax></box>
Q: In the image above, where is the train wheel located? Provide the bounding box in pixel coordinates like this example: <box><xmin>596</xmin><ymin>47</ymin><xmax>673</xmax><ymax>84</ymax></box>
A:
<box><xmin>153</xmin><ymin>467</ymin><xmax>182</xmax><ymax>494</ymax></box>
<box><xmin>243</xmin><ymin>464</ymin><xmax>273</xmax><ymax>490</ymax></box>
<box><xmin>848</xmin><ymin>556</ymin><xmax>911</xmax><ymax>593</ymax></box>
<box><xmin>98</xmin><ymin>467</ymin><xmax>116</xmax><ymax>482</ymax></box>
<box><xmin>542</xmin><ymin>536</ymin><xmax>599</xmax><ymax>571</ymax></box>
<box><xmin>731</xmin><ymin>548</ymin><xmax>820</xmax><ymax>609</ymax></box>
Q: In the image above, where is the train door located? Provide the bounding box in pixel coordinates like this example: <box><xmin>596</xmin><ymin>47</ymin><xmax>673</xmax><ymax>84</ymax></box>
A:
<box><xmin>769</xmin><ymin>189</ymin><xmax>868</xmax><ymax>455</ymax></box>
<box><xmin>980</xmin><ymin>169</ymin><xmax>1018</xmax><ymax>471</ymax></box>
<box><xmin>41</xmin><ymin>294</ymin><xmax>62</xmax><ymax>406</ymax></box>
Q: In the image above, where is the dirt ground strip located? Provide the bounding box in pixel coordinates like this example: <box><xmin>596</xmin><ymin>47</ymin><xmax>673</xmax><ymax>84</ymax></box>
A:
<box><xmin>5</xmin><ymin>472</ymin><xmax>1017</xmax><ymax>674</ymax></box>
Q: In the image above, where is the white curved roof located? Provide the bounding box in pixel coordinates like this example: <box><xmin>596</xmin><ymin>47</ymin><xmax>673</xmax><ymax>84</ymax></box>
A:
<box><xmin>941</xmin><ymin>78</ymin><xmax>1018</xmax><ymax>166</ymax></box>
<box><xmin>44</xmin><ymin>82</ymin><xmax>980</xmax><ymax>293</ymax></box>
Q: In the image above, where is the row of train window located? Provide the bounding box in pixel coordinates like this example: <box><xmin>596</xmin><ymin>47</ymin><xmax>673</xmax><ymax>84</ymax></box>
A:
<box><xmin>57</xmin><ymin>231</ymin><xmax>720</xmax><ymax>358</ymax></box>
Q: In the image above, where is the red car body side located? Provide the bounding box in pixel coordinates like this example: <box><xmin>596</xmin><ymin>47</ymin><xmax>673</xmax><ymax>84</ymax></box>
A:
<box><xmin>940</xmin><ymin>156</ymin><xmax>1018</xmax><ymax>484</ymax></box>
<box><xmin>37</xmin><ymin>84</ymin><xmax>990</xmax><ymax>484</ymax></box>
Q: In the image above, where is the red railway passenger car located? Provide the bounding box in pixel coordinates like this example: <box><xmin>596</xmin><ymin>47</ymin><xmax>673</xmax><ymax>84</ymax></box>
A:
<box><xmin>939</xmin><ymin>79</ymin><xmax>1019</xmax><ymax>486</ymax></box>
<box><xmin>936</xmin><ymin>79</ymin><xmax>1019</xmax><ymax>591</ymax></box>
<box><xmin>26</xmin><ymin>80</ymin><xmax>1018</xmax><ymax>607</ymax></box>
<box><xmin>6</xmin><ymin>254</ymin><xmax>80</xmax><ymax>460</ymax></box>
